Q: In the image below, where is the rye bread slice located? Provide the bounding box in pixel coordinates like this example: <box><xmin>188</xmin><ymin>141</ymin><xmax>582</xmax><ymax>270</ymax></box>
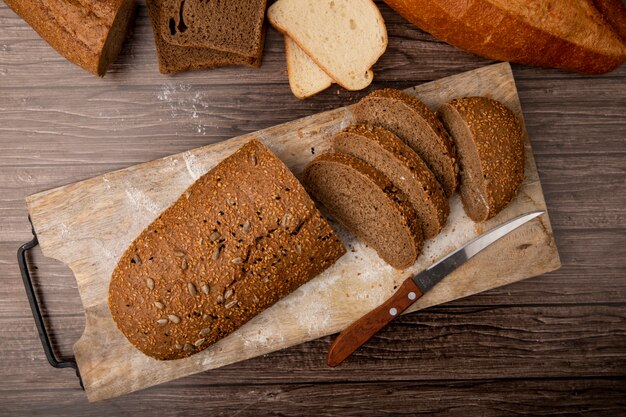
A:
<box><xmin>160</xmin><ymin>0</ymin><xmax>266</xmax><ymax>58</ymax></box>
<box><xmin>303</xmin><ymin>152</ymin><xmax>423</xmax><ymax>269</ymax></box>
<box><xmin>332</xmin><ymin>124</ymin><xmax>449</xmax><ymax>239</ymax></box>
<box><xmin>146</xmin><ymin>0</ymin><xmax>262</xmax><ymax>74</ymax></box>
<box><xmin>352</xmin><ymin>88</ymin><xmax>458</xmax><ymax>197</ymax></box>
<box><xmin>438</xmin><ymin>97</ymin><xmax>525</xmax><ymax>222</ymax></box>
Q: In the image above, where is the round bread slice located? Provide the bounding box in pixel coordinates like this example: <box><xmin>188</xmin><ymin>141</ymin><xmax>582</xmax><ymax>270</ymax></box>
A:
<box><xmin>352</xmin><ymin>88</ymin><xmax>458</xmax><ymax>197</ymax></box>
<box><xmin>438</xmin><ymin>96</ymin><xmax>525</xmax><ymax>222</ymax></box>
<box><xmin>332</xmin><ymin>124</ymin><xmax>449</xmax><ymax>239</ymax></box>
<box><xmin>303</xmin><ymin>152</ymin><xmax>423</xmax><ymax>269</ymax></box>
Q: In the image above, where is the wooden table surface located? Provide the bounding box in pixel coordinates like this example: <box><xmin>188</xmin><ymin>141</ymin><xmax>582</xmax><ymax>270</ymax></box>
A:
<box><xmin>1</xmin><ymin>2</ymin><xmax>625</xmax><ymax>416</ymax></box>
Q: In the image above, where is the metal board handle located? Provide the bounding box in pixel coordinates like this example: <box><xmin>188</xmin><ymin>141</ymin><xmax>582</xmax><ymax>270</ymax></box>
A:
<box><xmin>17</xmin><ymin>217</ymin><xmax>83</xmax><ymax>389</ymax></box>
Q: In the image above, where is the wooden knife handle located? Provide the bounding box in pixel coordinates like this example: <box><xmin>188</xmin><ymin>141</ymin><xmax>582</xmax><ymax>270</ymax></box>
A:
<box><xmin>327</xmin><ymin>277</ymin><xmax>423</xmax><ymax>367</ymax></box>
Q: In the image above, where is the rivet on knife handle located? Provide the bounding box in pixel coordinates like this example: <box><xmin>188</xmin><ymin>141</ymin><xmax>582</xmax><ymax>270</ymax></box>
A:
<box><xmin>326</xmin><ymin>278</ymin><xmax>423</xmax><ymax>367</ymax></box>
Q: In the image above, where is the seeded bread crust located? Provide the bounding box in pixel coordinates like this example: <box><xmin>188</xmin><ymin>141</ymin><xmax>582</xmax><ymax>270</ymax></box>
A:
<box><xmin>352</xmin><ymin>88</ymin><xmax>458</xmax><ymax>197</ymax></box>
<box><xmin>333</xmin><ymin>124</ymin><xmax>449</xmax><ymax>239</ymax></box>
<box><xmin>438</xmin><ymin>96</ymin><xmax>525</xmax><ymax>222</ymax></box>
<box><xmin>146</xmin><ymin>0</ymin><xmax>263</xmax><ymax>74</ymax></box>
<box><xmin>109</xmin><ymin>139</ymin><xmax>345</xmax><ymax>360</ymax></box>
<box><xmin>159</xmin><ymin>0</ymin><xmax>267</xmax><ymax>58</ymax></box>
<box><xmin>303</xmin><ymin>152</ymin><xmax>423</xmax><ymax>269</ymax></box>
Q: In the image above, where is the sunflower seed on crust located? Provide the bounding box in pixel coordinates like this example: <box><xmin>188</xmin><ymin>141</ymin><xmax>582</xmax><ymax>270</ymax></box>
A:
<box><xmin>156</xmin><ymin>318</ymin><xmax>168</xmax><ymax>326</ymax></box>
<box><xmin>168</xmin><ymin>314</ymin><xmax>181</xmax><ymax>324</ymax></box>
<box><xmin>154</xmin><ymin>301</ymin><xmax>165</xmax><ymax>310</ymax></box>
<box><xmin>183</xmin><ymin>343</ymin><xmax>195</xmax><ymax>352</ymax></box>
<box><xmin>188</xmin><ymin>282</ymin><xmax>197</xmax><ymax>296</ymax></box>
<box><xmin>194</xmin><ymin>338</ymin><xmax>205</xmax><ymax>347</ymax></box>
<box><xmin>225</xmin><ymin>300</ymin><xmax>238</xmax><ymax>309</ymax></box>
<box><xmin>146</xmin><ymin>278</ymin><xmax>155</xmax><ymax>290</ymax></box>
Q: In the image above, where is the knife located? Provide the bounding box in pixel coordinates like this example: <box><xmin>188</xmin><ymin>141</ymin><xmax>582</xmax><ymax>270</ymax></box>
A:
<box><xmin>327</xmin><ymin>210</ymin><xmax>544</xmax><ymax>367</ymax></box>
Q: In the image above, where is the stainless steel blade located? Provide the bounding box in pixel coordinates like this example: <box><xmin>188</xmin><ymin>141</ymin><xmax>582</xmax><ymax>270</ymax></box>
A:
<box><xmin>412</xmin><ymin>210</ymin><xmax>544</xmax><ymax>293</ymax></box>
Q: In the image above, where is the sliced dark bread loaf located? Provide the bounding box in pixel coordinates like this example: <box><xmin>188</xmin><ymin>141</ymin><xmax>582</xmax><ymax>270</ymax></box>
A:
<box><xmin>352</xmin><ymin>88</ymin><xmax>458</xmax><ymax>197</ymax></box>
<box><xmin>160</xmin><ymin>0</ymin><xmax>266</xmax><ymax>58</ymax></box>
<box><xmin>438</xmin><ymin>97</ymin><xmax>525</xmax><ymax>222</ymax></box>
<box><xmin>332</xmin><ymin>124</ymin><xmax>449</xmax><ymax>239</ymax></box>
<box><xmin>109</xmin><ymin>140</ymin><xmax>345</xmax><ymax>360</ymax></box>
<box><xmin>146</xmin><ymin>0</ymin><xmax>262</xmax><ymax>74</ymax></box>
<box><xmin>303</xmin><ymin>153</ymin><xmax>423</xmax><ymax>270</ymax></box>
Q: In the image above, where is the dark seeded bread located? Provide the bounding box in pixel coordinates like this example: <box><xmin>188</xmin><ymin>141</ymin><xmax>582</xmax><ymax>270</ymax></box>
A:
<box><xmin>160</xmin><ymin>0</ymin><xmax>267</xmax><ymax>58</ymax></box>
<box><xmin>4</xmin><ymin>0</ymin><xmax>136</xmax><ymax>76</ymax></box>
<box><xmin>109</xmin><ymin>139</ymin><xmax>345</xmax><ymax>360</ymax></box>
<box><xmin>352</xmin><ymin>88</ymin><xmax>458</xmax><ymax>198</ymax></box>
<box><xmin>438</xmin><ymin>97</ymin><xmax>525</xmax><ymax>222</ymax></box>
<box><xmin>146</xmin><ymin>0</ymin><xmax>262</xmax><ymax>74</ymax></box>
<box><xmin>332</xmin><ymin>124</ymin><xmax>449</xmax><ymax>239</ymax></box>
<box><xmin>303</xmin><ymin>152</ymin><xmax>423</xmax><ymax>270</ymax></box>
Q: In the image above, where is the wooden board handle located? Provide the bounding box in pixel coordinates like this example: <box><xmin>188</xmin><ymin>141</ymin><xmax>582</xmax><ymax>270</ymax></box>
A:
<box><xmin>327</xmin><ymin>278</ymin><xmax>423</xmax><ymax>367</ymax></box>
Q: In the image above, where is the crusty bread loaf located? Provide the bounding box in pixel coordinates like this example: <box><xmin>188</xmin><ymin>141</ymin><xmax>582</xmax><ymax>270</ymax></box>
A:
<box><xmin>382</xmin><ymin>0</ymin><xmax>626</xmax><ymax>74</ymax></box>
<box><xmin>109</xmin><ymin>139</ymin><xmax>345</xmax><ymax>360</ymax></box>
<box><xmin>332</xmin><ymin>125</ymin><xmax>449</xmax><ymax>239</ymax></box>
<box><xmin>592</xmin><ymin>0</ymin><xmax>626</xmax><ymax>43</ymax></box>
<box><xmin>4</xmin><ymin>0</ymin><xmax>136</xmax><ymax>76</ymax></box>
<box><xmin>268</xmin><ymin>0</ymin><xmax>386</xmax><ymax>90</ymax></box>
<box><xmin>159</xmin><ymin>0</ymin><xmax>267</xmax><ymax>59</ymax></box>
<box><xmin>352</xmin><ymin>89</ymin><xmax>458</xmax><ymax>198</ymax></box>
<box><xmin>438</xmin><ymin>97</ymin><xmax>525</xmax><ymax>222</ymax></box>
<box><xmin>285</xmin><ymin>36</ymin><xmax>334</xmax><ymax>99</ymax></box>
<box><xmin>304</xmin><ymin>152</ymin><xmax>422</xmax><ymax>269</ymax></box>
<box><xmin>146</xmin><ymin>0</ymin><xmax>262</xmax><ymax>74</ymax></box>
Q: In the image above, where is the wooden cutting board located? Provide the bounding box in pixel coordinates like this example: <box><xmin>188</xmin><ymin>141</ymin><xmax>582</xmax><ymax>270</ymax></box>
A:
<box><xmin>25</xmin><ymin>63</ymin><xmax>560</xmax><ymax>402</ymax></box>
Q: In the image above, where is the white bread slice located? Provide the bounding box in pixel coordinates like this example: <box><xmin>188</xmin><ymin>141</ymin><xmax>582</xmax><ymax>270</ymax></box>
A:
<box><xmin>268</xmin><ymin>0</ymin><xmax>386</xmax><ymax>90</ymax></box>
<box><xmin>285</xmin><ymin>35</ymin><xmax>334</xmax><ymax>99</ymax></box>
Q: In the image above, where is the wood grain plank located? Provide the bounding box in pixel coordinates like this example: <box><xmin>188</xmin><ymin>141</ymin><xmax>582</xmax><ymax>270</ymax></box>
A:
<box><xmin>2</xmin><ymin>228</ymin><xmax>624</xmax><ymax>321</ymax></box>
<box><xmin>2</xmin><ymin>300</ymin><xmax>625</xmax><ymax>389</ymax></box>
<box><xmin>1</xmin><ymin>378</ymin><xmax>625</xmax><ymax>417</ymax></box>
<box><xmin>1</xmin><ymin>152</ymin><xmax>624</xmax><ymax>242</ymax></box>
<box><xmin>1</xmin><ymin>3</ymin><xmax>624</xmax><ymax>89</ymax></box>
<box><xmin>0</xmin><ymin>76</ymin><xmax>624</xmax><ymax>168</ymax></box>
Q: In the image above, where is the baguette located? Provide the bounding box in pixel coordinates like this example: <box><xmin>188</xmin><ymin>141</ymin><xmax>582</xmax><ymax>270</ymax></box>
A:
<box><xmin>383</xmin><ymin>0</ymin><xmax>626</xmax><ymax>74</ymax></box>
<box><xmin>4</xmin><ymin>0</ymin><xmax>136</xmax><ymax>76</ymax></box>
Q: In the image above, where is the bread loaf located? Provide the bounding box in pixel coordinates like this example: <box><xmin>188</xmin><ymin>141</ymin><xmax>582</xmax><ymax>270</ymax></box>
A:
<box><xmin>382</xmin><ymin>0</ymin><xmax>626</xmax><ymax>74</ymax></box>
<box><xmin>109</xmin><ymin>139</ymin><xmax>345</xmax><ymax>360</ymax></box>
<box><xmin>332</xmin><ymin>125</ymin><xmax>449</xmax><ymax>239</ymax></box>
<box><xmin>304</xmin><ymin>152</ymin><xmax>422</xmax><ymax>269</ymax></box>
<box><xmin>438</xmin><ymin>97</ymin><xmax>525</xmax><ymax>222</ymax></box>
<box><xmin>146</xmin><ymin>0</ymin><xmax>262</xmax><ymax>74</ymax></box>
<box><xmin>4</xmin><ymin>0</ymin><xmax>136</xmax><ymax>76</ymax></box>
<box><xmin>352</xmin><ymin>89</ymin><xmax>458</xmax><ymax>198</ymax></box>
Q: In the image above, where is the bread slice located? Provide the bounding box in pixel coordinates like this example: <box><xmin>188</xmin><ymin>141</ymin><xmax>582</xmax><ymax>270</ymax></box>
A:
<box><xmin>352</xmin><ymin>88</ymin><xmax>458</xmax><ymax>197</ymax></box>
<box><xmin>4</xmin><ymin>0</ymin><xmax>136</xmax><ymax>76</ymax></box>
<box><xmin>285</xmin><ymin>36</ymin><xmax>334</xmax><ymax>99</ymax></box>
<box><xmin>159</xmin><ymin>0</ymin><xmax>267</xmax><ymax>58</ymax></box>
<box><xmin>332</xmin><ymin>125</ymin><xmax>449</xmax><ymax>239</ymax></box>
<box><xmin>268</xmin><ymin>0</ymin><xmax>386</xmax><ymax>90</ymax></box>
<box><xmin>304</xmin><ymin>152</ymin><xmax>422</xmax><ymax>269</ymax></box>
<box><xmin>382</xmin><ymin>0</ymin><xmax>626</xmax><ymax>74</ymax></box>
<box><xmin>438</xmin><ymin>97</ymin><xmax>525</xmax><ymax>222</ymax></box>
<box><xmin>109</xmin><ymin>139</ymin><xmax>346</xmax><ymax>360</ymax></box>
<box><xmin>146</xmin><ymin>0</ymin><xmax>262</xmax><ymax>74</ymax></box>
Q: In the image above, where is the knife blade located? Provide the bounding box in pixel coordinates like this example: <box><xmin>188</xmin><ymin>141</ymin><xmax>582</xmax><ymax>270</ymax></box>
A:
<box><xmin>326</xmin><ymin>210</ymin><xmax>544</xmax><ymax>367</ymax></box>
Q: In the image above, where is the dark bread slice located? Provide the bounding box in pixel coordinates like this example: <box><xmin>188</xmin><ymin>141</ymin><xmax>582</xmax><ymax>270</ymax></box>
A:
<box><xmin>352</xmin><ymin>88</ymin><xmax>458</xmax><ymax>198</ymax></box>
<box><xmin>160</xmin><ymin>0</ymin><xmax>267</xmax><ymax>58</ymax></box>
<box><xmin>332</xmin><ymin>124</ymin><xmax>449</xmax><ymax>239</ymax></box>
<box><xmin>4</xmin><ymin>0</ymin><xmax>136</xmax><ymax>76</ymax></box>
<box><xmin>303</xmin><ymin>152</ymin><xmax>423</xmax><ymax>269</ymax></box>
<box><xmin>109</xmin><ymin>139</ymin><xmax>345</xmax><ymax>360</ymax></box>
<box><xmin>146</xmin><ymin>0</ymin><xmax>262</xmax><ymax>74</ymax></box>
<box><xmin>438</xmin><ymin>97</ymin><xmax>525</xmax><ymax>222</ymax></box>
